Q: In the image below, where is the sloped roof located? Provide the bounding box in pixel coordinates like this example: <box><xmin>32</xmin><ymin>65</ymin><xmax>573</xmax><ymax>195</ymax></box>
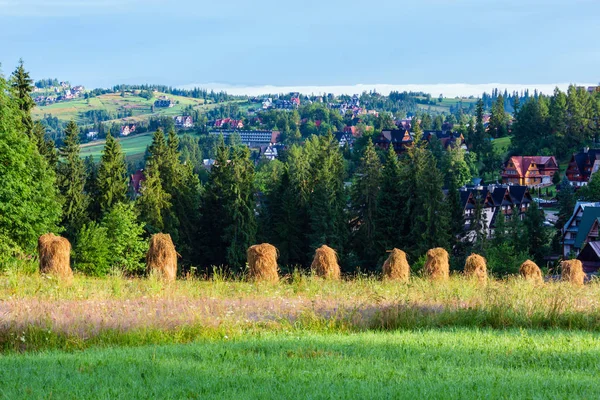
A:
<box><xmin>574</xmin><ymin>207</ymin><xmax>600</xmax><ymax>249</ymax></box>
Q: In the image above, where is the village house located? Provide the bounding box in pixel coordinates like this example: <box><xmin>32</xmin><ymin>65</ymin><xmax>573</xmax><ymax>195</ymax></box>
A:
<box><xmin>209</xmin><ymin>130</ymin><xmax>280</xmax><ymax>147</ymax></box>
<box><xmin>501</xmin><ymin>156</ymin><xmax>559</xmax><ymax>187</ymax></box>
<box><xmin>214</xmin><ymin>118</ymin><xmax>243</xmax><ymax>129</ymax></box>
<box><xmin>174</xmin><ymin>115</ymin><xmax>194</xmax><ymax>129</ymax></box>
<box><xmin>561</xmin><ymin>202</ymin><xmax>600</xmax><ymax>257</ymax></box>
<box><xmin>335</xmin><ymin>131</ymin><xmax>355</xmax><ymax>149</ymax></box>
<box><xmin>154</xmin><ymin>96</ymin><xmax>174</xmax><ymax>108</ymax></box>
<box><xmin>566</xmin><ymin>148</ymin><xmax>600</xmax><ymax>186</ymax></box>
<box><xmin>460</xmin><ymin>184</ymin><xmax>532</xmax><ymax>239</ymax></box>
<box><xmin>120</xmin><ymin>124</ymin><xmax>136</xmax><ymax>136</ymax></box>
<box><xmin>374</xmin><ymin>128</ymin><xmax>463</xmax><ymax>154</ymax></box>
<box><xmin>576</xmin><ymin>241</ymin><xmax>600</xmax><ymax>276</ymax></box>
<box><xmin>258</xmin><ymin>144</ymin><xmax>281</xmax><ymax>161</ymax></box>
<box><xmin>86</xmin><ymin>131</ymin><xmax>98</xmax><ymax>140</ymax></box>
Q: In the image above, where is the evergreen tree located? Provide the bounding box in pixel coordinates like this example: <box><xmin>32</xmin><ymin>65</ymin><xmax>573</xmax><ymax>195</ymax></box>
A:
<box><xmin>97</xmin><ymin>133</ymin><xmax>128</xmax><ymax>212</ymax></box>
<box><xmin>138</xmin><ymin>157</ymin><xmax>171</xmax><ymax>232</ymax></box>
<box><xmin>9</xmin><ymin>59</ymin><xmax>35</xmax><ymax>136</ymax></box>
<box><xmin>200</xmin><ymin>139</ymin><xmax>256</xmax><ymax>271</ymax></box>
<box><xmin>375</xmin><ymin>145</ymin><xmax>405</xmax><ymax>255</ymax></box>
<box><xmin>522</xmin><ymin>201</ymin><xmax>549</xmax><ymax>264</ymax></box>
<box><xmin>57</xmin><ymin>120</ymin><xmax>89</xmax><ymax>239</ymax></box>
<box><xmin>307</xmin><ymin>134</ymin><xmax>348</xmax><ymax>263</ymax></box>
<box><xmin>488</xmin><ymin>95</ymin><xmax>508</xmax><ymax>138</ymax></box>
<box><xmin>0</xmin><ymin>73</ymin><xmax>61</xmax><ymax>253</ymax></box>
<box><xmin>350</xmin><ymin>139</ymin><xmax>382</xmax><ymax>269</ymax></box>
<box><xmin>32</xmin><ymin>122</ymin><xmax>58</xmax><ymax>168</ymax></box>
<box><xmin>84</xmin><ymin>156</ymin><xmax>102</xmax><ymax>221</ymax></box>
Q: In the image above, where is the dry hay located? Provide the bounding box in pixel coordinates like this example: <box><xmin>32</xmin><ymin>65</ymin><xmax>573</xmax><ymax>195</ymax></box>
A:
<box><xmin>561</xmin><ymin>259</ymin><xmax>585</xmax><ymax>286</ymax></box>
<box><xmin>247</xmin><ymin>243</ymin><xmax>279</xmax><ymax>283</ymax></box>
<box><xmin>38</xmin><ymin>233</ymin><xmax>73</xmax><ymax>280</ymax></box>
<box><xmin>519</xmin><ymin>260</ymin><xmax>543</xmax><ymax>284</ymax></box>
<box><xmin>464</xmin><ymin>253</ymin><xmax>488</xmax><ymax>285</ymax></box>
<box><xmin>146</xmin><ymin>233</ymin><xmax>177</xmax><ymax>282</ymax></box>
<box><xmin>382</xmin><ymin>249</ymin><xmax>410</xmax><ymax>282</ymax></box>
<box><xmin>424</xmin><ymin>248</ymin><xmax>449</xmax><ymax>281</ymax></box>
<box><xmin>311</xmin><ymin>245</ymin><xmax>341</xmax><ymax>280</ymax></box>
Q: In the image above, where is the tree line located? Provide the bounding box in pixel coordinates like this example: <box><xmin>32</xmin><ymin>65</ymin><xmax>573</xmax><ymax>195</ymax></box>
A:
<box><xmin>1</xmin><ymin>62</ymin><xmax>551</xmax><ymax>277</ymax></box>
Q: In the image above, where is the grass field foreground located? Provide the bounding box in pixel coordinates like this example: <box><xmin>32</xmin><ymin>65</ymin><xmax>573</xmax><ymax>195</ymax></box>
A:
<box><xmin>1</xmin><ymin>329</ymin><xmax>599</xmax><ymax>399</ymax></box>
<box><xmin>2</xmin><ymin>271</ymin><xmax>600</xmax><ymax>352</ymax></box>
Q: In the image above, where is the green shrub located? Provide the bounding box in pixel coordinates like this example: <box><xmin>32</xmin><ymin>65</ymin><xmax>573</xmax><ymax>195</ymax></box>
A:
<box><xmin>101</xmin><ymin>203</ymin><xmax>148</xmax><ymax>275</ymax></box>
<box><xmin>73</xmin><ymin>222</ymin><xmax>111</xmax><ymax>276</ymax></box>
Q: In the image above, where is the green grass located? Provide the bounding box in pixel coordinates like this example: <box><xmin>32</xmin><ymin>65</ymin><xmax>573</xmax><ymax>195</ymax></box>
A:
<box><xmin>79</xmin><ymin>131</ymin><xmax>203</xmax><ymax>158</ymax></box>
<box><xmin>492</xmin><ymin>136</ymin><xmax>511</xmax><ymax>155</ymax></box>
<box><xmin>1</xmin><ymin>329</ymin><xmax>599</xmax><ymax>399</ymax></box>
<box><xmin>32</xmin><ymin>92</ymin><xmax>208</xmax><ymax>126</ymax></box>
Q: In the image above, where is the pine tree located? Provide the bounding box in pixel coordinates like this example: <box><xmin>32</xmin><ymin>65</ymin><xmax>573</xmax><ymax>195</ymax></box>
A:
<box><xmin>489</xmin><ymin>95</ymin><xmax>508</xmax><ymax>138</ymax></box>
<box><xmin>374</xmin><ymin>145</ymin><xmax>406</xmax><ymax>255</ymax></box>
<box><xmin>57</xmin><ymin>120</ymin><xmax>89</xmax><ymax>239</ymax></box>
<box><xmin>97</xmin><ymin>133</ymin><xmax>128</xmax><ymax>212</ymax></box>
<box><xmin>199</xmin><ymin>139</ymin><xmax>256</xmax><ymax>271</ymax></box>
<box><xmin>32</xmin><ymin>122</ymin><xmax>58</xmax><ymax>168</ymax></box>
<box><xmin>523</xmin><ymin>201</ymin><xmax>549</xmax><ymax>264</ymax></box>
<box><xmin>350</xmin><ymin>139</ymin><xmax>382</xmax><ymax>269</ymax></box>
<box><xmin>307</xmin><ymin>134</ymin><xmax>348</xmax><ymax>263</ymax></box>
<box><xmin>138</xmin><ymin>158</ymin><xmax>171</xmax><ymax>232</ymax></box>
<box><xmin>9</xmin><ymin>59</ymin><xmax>35</xmax><ymax>137</ymax></box>
<box><xmin>0</xmin><ymin>73</ymin><xmax>61</xmax><ymax>253</ymax></box>
<box><xmin>84</xmin><ymin>156</ymin><xmax>102</xmax><ymax>221</ymax></box>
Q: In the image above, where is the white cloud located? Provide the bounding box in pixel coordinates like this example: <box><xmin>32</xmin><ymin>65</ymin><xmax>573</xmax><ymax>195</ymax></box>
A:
<box><xmin>177</xmin><ymin>82</ymin><xmax>596</xmax><ymax>98</ymax></box>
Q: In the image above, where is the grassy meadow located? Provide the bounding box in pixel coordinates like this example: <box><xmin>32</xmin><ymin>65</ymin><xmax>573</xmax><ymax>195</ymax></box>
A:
<box><xmin>32</xmin><ymin>92</ymin><xmax>208</xmax><ymax>126</ymax></box>
<box><xmin>1</xmin><ymin>329</ymin><xmax>599</xmax><ymax>399</ymax></box>
<box><xmin>2</xmin><ymin>270</ymin><xmax>600</xmax><ymax>398</ymax></box>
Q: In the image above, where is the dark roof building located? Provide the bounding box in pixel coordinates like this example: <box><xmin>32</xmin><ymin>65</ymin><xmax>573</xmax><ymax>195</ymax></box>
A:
<box><xmin>209</xmin><ymin>130</ymin><xmax>280</xmax><ymax>147</ymax></box>
<box><xmin>566</xmin><ymin>148</ymin><xmax>600</xmax><ymax>187</ymax></box>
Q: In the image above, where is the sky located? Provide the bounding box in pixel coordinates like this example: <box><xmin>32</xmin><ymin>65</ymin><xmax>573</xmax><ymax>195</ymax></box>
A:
<box><xmin>0</xmin><ymin>0</ymin><xmax>599</xmax><ymax>95</ymax></box>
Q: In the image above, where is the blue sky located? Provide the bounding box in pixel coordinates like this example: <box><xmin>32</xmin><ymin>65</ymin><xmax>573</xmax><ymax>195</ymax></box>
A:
<box><xmin>0</xmin><ymin>0</ymin><xmax>599</xmax><ymax>90</ymax></box>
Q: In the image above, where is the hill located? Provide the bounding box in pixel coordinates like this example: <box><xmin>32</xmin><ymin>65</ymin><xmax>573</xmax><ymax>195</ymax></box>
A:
<box><xmin>32</xmin><ymin>91</ymin><xmax>209</xmax><ymax>127</ymax></box>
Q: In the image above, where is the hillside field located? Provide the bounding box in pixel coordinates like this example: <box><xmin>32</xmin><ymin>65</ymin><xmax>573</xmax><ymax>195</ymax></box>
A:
<box><xmin>32</xmin><ymin>92</ymin><xmax>208</xmax><ymax>126</ymax></box>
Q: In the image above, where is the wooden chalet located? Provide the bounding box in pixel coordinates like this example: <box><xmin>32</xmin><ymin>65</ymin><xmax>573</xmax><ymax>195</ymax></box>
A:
<box><xmin>561</xmin><ymin>202</ymin><xmax>600</xmax><ymax>257</ymax></box>
<box><xmin>501</xmin><ymin>156</ymin><xmax>558</xmax><ymax>186</ymax></box>
<box><xmin>576</xmin><ymin>241</ymin><xmax>600</xmax><ymax>275</ymax></box>
<box><xmin>566</xmin><ymin>148</ymin><xmax>600</xmax><ymax>187</ymax></box>
<box><xmin>374</xmin><ymin>129</ymin><xmax>463</xmax><ymax>154</ymax></box>
<box><xmin>460</xmin><ymin>185</ymin><xmax>532</xmax><ymax>238</ymax></box>
<box><xmin>373</xmin><ymin>129</ymin><xmax>413</xmax><ymax>153</ymax></box>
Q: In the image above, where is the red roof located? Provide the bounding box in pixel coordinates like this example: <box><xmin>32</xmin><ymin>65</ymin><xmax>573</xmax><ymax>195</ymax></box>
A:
<box><xmin>505</xmin><ymin>156</ymin><xmax>557</xmax><ymax>177</ymax></box>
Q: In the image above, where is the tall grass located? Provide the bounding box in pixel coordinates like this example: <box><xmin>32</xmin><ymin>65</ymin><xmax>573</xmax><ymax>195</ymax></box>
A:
<box><xmin>1</xmin><ymin>270</ymin><xmax>600</xmax><ymax>351</ymax></box>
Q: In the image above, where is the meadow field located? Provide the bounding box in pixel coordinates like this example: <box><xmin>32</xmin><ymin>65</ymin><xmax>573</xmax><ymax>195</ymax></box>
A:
<box><xmin>2</xmin><ymin>272</ymin><xmax>599</xmax><ymax>398</ymax></box>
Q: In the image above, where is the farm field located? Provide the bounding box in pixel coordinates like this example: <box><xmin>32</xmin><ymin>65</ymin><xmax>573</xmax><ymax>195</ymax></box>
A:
<box><xmin>1</xmin><ymin>329</ymin><xmax>599</xmax><ymax>399</ymax></box>
<box><xmin>31</xmin><ymin>92</ymin><xmax>209</xmax><ymax>126</ymax></box>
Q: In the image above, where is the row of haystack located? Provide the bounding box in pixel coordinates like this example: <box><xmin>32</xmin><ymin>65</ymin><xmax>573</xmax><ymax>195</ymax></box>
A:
<box><xmin>37</xmin><ymin>233</ymin><xmax>586</xmax><ymax>285</ymax></box>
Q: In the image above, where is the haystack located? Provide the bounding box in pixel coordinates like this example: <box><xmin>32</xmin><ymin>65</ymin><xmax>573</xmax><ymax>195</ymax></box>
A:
<box><xmin>247</xmin><ymin>243</ymin><xmax>279</xmax><ymax>283</ymax></box>
<box><xmin>311</xmin><ymin>245</ymin><xmax>340</xmax><ymax>280</ymax></box>
<box><xmin>382</xmin><ymin>249</ymin><xmax>410</xmax><ymax>282</ymax></box>
<box><xmin>561</xmin><ymin>259</ymin><xmax>585</xmax><ymax>286</ymax></box>
<box><xmin>38</xmin><ymin>233</ymin><xmax>72</xmax><ymax>280</ymax></box>
<box><xmin>424</xmin><ymin>248</ymin><xmax>449</xmax><ymax>281</ymax></box>
<box><xmin>464</xmin><ymin>253</ymin><xmax>487</xmax><ymax>285</ymax></box>
<box><xmin>519</xmin><ymin>260</ymin><xmax>543</xmax><ymax>284</ymax></box>
<box><xmin>146</xmin><ymin>233</ymin><xmax>177</xmax><ymax>282</ymax></box>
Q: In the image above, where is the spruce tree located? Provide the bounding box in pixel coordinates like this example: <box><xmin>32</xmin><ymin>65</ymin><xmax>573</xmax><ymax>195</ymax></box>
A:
<box><xmin>9</xmin><ymin>59</ymin><xmax>35</xmax><ymax>137</ymax></box>
<box><xmin>57</xmin><ymin>120</ymin><xmax>89</xmax><ymax>239</ymax></box>
<box><xmin>523</xmin><ymin>201</ymin><xmax>549</xmax><ymax>264</ymax></box>
<box><xmin>137</xmin><ymin>158</ymin><xmax>171</xmax><ymax>232</ymax></box>
<box><xmin>84</xmin><ymin>156</ymin><xmax>102</xmax><ymax>221</ymax></box>
<box><xmin>350</xmin><ymin>139</ymin><xmax>382</xmax><ymax>269</ymax></box>
<box><xmin>97</xmin><ymin>133</ymin><xmax>128</xmax><ymax>212</ymax></box>
<box><xmin>307</xmin><ymin>134</ymin><xmax>347</xmax><ymax>263</ymax></box>
<box><xmin>0</xmin><ymin>73</ymin><xmax>61</xmax><ymax>253</ymax></box>
<box><xmin>375</xmin><ymin>145</ymin><xmax>406</xmax><ymax>255</ymax></box>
